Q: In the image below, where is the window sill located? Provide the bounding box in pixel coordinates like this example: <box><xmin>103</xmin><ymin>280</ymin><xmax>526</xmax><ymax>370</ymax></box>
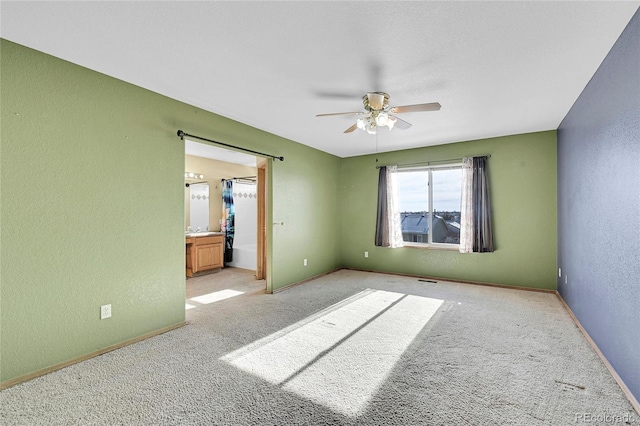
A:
<box><xmin>402</xmin><ymin>242</ymin><xmax>460</xmax><ymax>251</ymax></box>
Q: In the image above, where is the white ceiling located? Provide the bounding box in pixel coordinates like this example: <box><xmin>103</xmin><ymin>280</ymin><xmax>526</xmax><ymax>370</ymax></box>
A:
<box><xmin>1</xmin><ymin>1</ymin><xmax>638</xmax><ymax>158</ymax></box>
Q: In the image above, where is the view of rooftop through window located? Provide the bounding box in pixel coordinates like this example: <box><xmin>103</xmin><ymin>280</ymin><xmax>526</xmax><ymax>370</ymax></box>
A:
<box><xmin>397</xmin><ymin>167</ymin><xmax>462</xmax><ymax>245</ymax></box>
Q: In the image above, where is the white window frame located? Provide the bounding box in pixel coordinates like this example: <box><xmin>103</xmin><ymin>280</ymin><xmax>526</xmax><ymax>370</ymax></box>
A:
<box><xmin>398</xmin><ymin>163</ymin><xmax>462</xmax><ymax>249</ymax></box>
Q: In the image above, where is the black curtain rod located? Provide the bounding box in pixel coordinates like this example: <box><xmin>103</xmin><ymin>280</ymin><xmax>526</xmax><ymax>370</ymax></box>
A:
<box><xmin>375</xmin><ymin>154</ymin><xmax>491</xmax><ymax>169</ymax></box>
<box><xmin>177</xmin><ymin>130</ymin><xmax>284</xmax><ymax>162</ymax></box>
<box><xmin>220</xmin><ymin>176</ymin><xmax>257</xmax><ymax>182</ymax></box>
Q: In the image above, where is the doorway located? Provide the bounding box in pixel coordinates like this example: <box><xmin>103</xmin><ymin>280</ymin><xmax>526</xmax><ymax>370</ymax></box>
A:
<box><xmin>184</xmin><ymin>139</ymin><xmax>269</xmax><ymax>292</ymax></box>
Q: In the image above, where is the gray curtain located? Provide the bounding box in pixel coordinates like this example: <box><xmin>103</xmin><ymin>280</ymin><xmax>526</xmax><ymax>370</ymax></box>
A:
<box><xmin>472</xmin><ymin>156</ymin><xmax>494</xmax><ymax>252</ymax></box>
<box><xmin>374</xmin><ymin>166</ymin><xmax>389</xmax><ymax>247</ymax></box>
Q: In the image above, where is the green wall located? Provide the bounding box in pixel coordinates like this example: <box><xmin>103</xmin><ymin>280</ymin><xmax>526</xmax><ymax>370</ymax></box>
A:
<box><xmin>271</xmin><ymin>138</ymin><xmax>342</xmax><ymax>289</ymax></box>
<box><xmin>340</xmin><ymin>131</ymin><xmax>557</xmax><ymax>289</ymax></box>
<box><xmin>0</xmin><ymin>40</ymin><xmax>342</xmax><ymax>383</ymax></box>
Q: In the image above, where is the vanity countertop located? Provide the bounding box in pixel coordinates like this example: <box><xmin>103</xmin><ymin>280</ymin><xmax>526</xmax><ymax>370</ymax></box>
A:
<box><xmin>185</xmin><ymin>231</ymin><xmax>224</xmax><ymax>238</ymax></box>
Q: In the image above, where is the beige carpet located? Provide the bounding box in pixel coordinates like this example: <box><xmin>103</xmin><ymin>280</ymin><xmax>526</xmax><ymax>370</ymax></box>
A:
<box><xmin>1</xmin><ymin>268</ymin><xmax>636</xmax><ymax>425</ymax></box>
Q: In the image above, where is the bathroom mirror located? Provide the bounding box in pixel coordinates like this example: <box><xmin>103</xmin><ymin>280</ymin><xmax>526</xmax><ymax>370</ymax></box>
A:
<box><xmin>189</xmin><ymin>182</ymin><xmax>209</xmax><ymax>232</ymax></box>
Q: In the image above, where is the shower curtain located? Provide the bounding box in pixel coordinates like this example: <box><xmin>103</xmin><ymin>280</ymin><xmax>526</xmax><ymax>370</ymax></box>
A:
<box><xmin>221</xmin><ymin>180</ymin><xmax>235</xmax><ymax>263</ymax></box>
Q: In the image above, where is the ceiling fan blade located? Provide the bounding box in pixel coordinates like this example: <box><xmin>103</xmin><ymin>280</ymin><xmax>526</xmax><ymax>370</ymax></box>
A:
<box><xmin>390</xmin><ymin>115</ymin><xmax>412</xmax><ymax>130</ymax></box>
<box><xmin>343</xmin><ymin>123</ymin><xmax>358</xmax><ymax>133</ymax></box>
<box><xmin>390</xmin><ymin>102</ymin><xmax>441</xmax><ymax>114</ymax></box>
<box><xmin>316</xmin><ymin>111</ymin><xmax>363</xmax><ymax>117</ymax></box>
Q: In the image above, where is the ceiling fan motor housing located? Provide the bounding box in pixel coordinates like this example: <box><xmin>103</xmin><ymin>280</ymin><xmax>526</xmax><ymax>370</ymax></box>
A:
<box><xmin>363</xmin><ymin>92</ymin><xmax>390</xmax><ymax>112</ymax></box>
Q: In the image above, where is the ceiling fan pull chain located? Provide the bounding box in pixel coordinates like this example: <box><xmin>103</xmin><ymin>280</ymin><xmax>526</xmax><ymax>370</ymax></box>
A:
<box><xmin>376</xmin><ymin>131</ymin><xmax>379</xmax><ymax>163</ymax></box>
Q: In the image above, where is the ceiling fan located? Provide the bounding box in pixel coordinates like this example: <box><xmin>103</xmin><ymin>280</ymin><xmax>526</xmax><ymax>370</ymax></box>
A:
<box><xmin>316</xmin><ymin>92</ymin><xmax>441</xmax><ymax>134</ymax></box>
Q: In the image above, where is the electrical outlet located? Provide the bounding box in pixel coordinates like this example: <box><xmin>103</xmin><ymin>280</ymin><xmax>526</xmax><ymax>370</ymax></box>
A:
<box><xmin>364</xmin><ymin>251</ymin><xmax>369</xmax><ymax>258</ymax></box>
<box><xmin>101</xmin><ymin>304</ymin><xmax>112</xmax><ymax>320</ymax></box>
<box><xmin>303</xmin><ymin>258</ymin><xmax>308</xmax><ymax>267</ymax></box>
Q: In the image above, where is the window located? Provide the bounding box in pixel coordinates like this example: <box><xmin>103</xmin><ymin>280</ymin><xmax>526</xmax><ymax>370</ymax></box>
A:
<box><xmin>397</xmin><ymin>164</ymin><xmax>462</xmax><ymax>247</ymax></box>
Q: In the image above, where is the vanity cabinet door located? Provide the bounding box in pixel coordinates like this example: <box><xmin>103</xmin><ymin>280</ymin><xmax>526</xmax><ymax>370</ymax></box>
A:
<box><xmin>209</xmin><ymin>240</ymin><xmax>223</xmax><ymax>269</ymax></box>
<box><xmin>196</xmin><ymin>244</ymin><xmax>217</xmax><ymax>271</ymax></box>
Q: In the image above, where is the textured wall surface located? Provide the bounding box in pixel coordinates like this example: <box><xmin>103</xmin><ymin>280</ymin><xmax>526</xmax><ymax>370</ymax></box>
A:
<box><xmin>270</xmin><ymin>137</ymin><xmax>342</xmax><ymax>289</ymax></box>
<box><xmin>557</xmin><ymin>8</ymin><xmax>640</xmax><ymax>402</ymax></box>
<box><xmin>1</xmin><ymin>40</ymin><xmax>185</xmax><ymax>383</ymax></box>
<box><xmin>340</xmin><ymin>131</ymin><xmax>558</xmax><ymax>289</ymax></box>
<box><xmin>0</xmin><ymin>40</ymin><xmax>342</xmax><ymax>383</ymax></box>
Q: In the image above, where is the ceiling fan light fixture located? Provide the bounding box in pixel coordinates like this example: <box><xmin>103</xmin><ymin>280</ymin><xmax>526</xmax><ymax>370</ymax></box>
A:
<box><xmin>366</xmin><ymin>122</ymin><xmax>377</xmax><ymax>135</ymax></box>
<box><xmin>376</xmin><ymin>112</ymin><xmax>389</xmax><ymax>127</ymax></box>
<box><xmin>356</xmin><ymin>118</ymin><xmax>366</xmax><ymax>130</ymax></box>
<box><xmin>386</xmin><ymin>115</ymin><xmax>397</xmax><ymax>130</ymax></box>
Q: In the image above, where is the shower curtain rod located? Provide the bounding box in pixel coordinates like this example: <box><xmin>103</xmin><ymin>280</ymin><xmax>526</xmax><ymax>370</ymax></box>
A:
<box><xmin>375</xmin><ymin>154</ymin><xmax>491</xmax><ymax>169</ymax></box>
<box><xmin>177</xmin><ymin>130</ymin><xmax>284</xmax><ymax>162</ymax></box>
<box><xmin>221</xmin><ymin>176</ymin><xmax>257</xmax><ymax>183</ymax></box>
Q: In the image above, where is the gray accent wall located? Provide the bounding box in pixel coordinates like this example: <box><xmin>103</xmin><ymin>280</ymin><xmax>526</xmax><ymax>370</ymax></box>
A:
<box><xmin>557</xmin><ymin>7</ymin><xmax>640</xmax><ymax>402</ymax></box>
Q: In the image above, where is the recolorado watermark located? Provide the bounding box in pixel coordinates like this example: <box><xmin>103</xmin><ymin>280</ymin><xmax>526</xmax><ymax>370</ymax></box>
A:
<box><xmin>575</xmin><ymin>412</ymin><xmax>637</xmax><ymax>423</ymax></box>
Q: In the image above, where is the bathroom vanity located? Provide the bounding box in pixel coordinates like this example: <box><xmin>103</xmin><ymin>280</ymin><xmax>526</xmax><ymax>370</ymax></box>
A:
<box><xmin>185</xmin><ymin>232</ymin><xmax>224</xmax><ymax>277</ymax></box>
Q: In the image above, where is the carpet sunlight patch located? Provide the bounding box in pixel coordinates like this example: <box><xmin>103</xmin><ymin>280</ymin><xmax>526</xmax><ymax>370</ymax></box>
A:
<box><xmin>190</xmin><ymin>289</ymin><xmax>244</xmax><ymax>305</ymax></box>
<box><xmin>221</xmin><ymin>289</ymin><xmax>443</xmax><ymax>417</ymax></box>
